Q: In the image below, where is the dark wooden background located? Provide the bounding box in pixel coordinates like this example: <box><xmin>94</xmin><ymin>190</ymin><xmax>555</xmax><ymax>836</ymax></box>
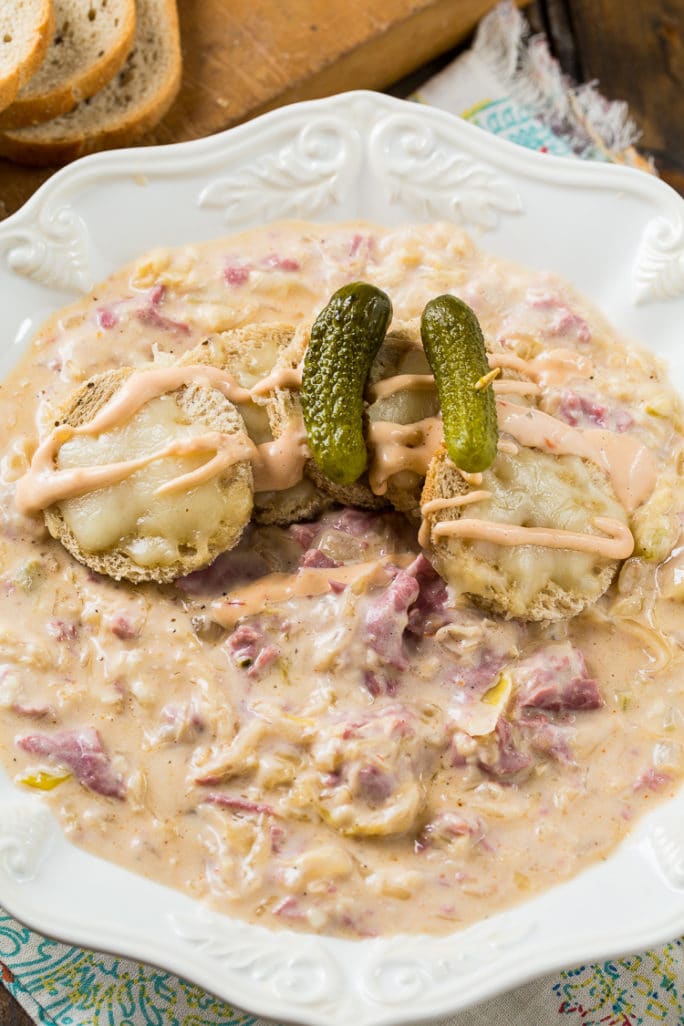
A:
<box><xmin>1</xmin><ymin>0</ymin><xmax>682</xmax><ymax>1022</ymax></box>
<box><xmin>528</xmin><ymin>0</ymin><xmax>683</xmax><ymax>194</ymax></box>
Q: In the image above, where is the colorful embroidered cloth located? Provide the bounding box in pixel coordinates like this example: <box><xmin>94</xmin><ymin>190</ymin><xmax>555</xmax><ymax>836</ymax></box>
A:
<box><xmin>2</xmin><ymin>912</ymin><xmax>684</xmax><ymax>1025</ymax></box>
<box><xmin>1</xmin><ymin>3</ymin><xmax>671</xmax><ymax>1025</ymax></box>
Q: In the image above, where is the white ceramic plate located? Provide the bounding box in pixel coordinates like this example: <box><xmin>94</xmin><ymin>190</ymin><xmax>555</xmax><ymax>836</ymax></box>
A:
<box><xmin>1</xmin><ymin>91</ymin><xmax>684</xmax><ymax>1026</ymax></box>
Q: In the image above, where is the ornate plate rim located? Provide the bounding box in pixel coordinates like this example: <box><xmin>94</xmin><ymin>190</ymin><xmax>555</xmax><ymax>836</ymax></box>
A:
<box><xmin>0</xmin><ymin>90</ymin><xmax>684</xmax><ymax>1025</ymax></box>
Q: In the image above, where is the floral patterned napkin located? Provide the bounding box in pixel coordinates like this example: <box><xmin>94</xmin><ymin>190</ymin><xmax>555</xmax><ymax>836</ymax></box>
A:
<box><xmin>1</xmin><ymin>3</ymin><xmax>672</xmax><ymax>1025</ymax></box>
<box><xmin>2</xmin><ymin>911</ymin><xmax>684</xmax><ymax>1026</ymax></box>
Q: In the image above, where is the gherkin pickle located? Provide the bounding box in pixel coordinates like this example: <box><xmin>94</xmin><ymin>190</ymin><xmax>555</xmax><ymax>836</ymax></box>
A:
<box><xmin>420</xmin><ymin>295</ymin><xmax>498</xmax><ymax>473</ymax></box>
<box><xmin>301</xmin><ymin>282</ymin><xmax>392</xmax><ymax>485</ymax></box>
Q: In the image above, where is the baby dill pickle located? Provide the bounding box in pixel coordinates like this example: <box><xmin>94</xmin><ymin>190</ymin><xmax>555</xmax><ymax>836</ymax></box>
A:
<box><xmin>421</xmin><ymin>295</ymin><xmax>498</xmax><ymax>473</ymax></box>
<box><xmin>301</xmin><ymin>282</ymin><xmax>392</xmax><ymax>485</ymax></box>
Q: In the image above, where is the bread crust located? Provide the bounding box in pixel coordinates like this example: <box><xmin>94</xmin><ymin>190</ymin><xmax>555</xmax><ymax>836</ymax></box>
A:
<box><xmin>252</xmin><ymin>476</ymin><xmax>333</xmax><ymax>526</ymax></box>
<box><xmin>304</xmin><ymin>460</ymin><xmax>388</xmax><ymax>511</ymax></box>
<box><xmin>44</xmin><ymin>365</ymin><xmax>253</xmax><ymax>583</ymax></box>
<box><xmin>0</xmin><ymin>0</ymin><xmax>136</xmax><ymax>128</ymax></box>
<box><xmin>0</xmin><ymin>0</ymin><xmax>181</xmax><ymax>165</ymax></box>
<box><xmin>0</xmin><ymin>0</ymin><xmax>54</xmax><ymax>114</ymax></box>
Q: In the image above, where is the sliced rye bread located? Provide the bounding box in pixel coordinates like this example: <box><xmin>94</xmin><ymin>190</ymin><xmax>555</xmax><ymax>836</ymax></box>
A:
<box><xmin>178</xmin><ymin>324</ymin><xmax>333</xmax><ymax>526</ymax></box>
<box><xmin>304</xmin><ymin>318</ymin><xmax>444</xmax><ymax>515</ymax></box>
<box><xmin>422</xmin><ymin>444</ymin><xmax>623</xmax><ymax>621</ymax></box>
<box><xmin>44</xmin><ymin>366</ymin><xmax>254</xmax><ymax>584</ymax></box>
<box><xmin>366</xmin><ymin>318</ymin><xmax>438</xmax><ymax>520</ymax></box>
<box><xmin>0</xmin><ymin>0</ymin><xmax>136</xmax><ymax>129</ymax></box>
<box><xmin>0</xmin><ymin>0</ymin><xmax>180</xmax><ymax>166</ymax></box>
<box><xmin>0</xmin><ymin>0</ymin><xmax>54</xmax><ymax>113</ymax></box>
<box><xmin>305</xmin><ymin>460</ymin><xmax>389</xmax><ymax>512</ymax></box>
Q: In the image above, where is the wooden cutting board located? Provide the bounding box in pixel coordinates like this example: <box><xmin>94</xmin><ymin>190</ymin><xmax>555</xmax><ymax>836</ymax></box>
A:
<box><xmin>0</xmin><ymin>0</ymin><xmax>525</xmax><ymax>219</ymax></box>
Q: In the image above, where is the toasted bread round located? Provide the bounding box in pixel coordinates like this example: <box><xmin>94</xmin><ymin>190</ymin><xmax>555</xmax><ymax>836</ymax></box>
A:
<box><xmin>44</xmin><ymin>365</ymin><xmax>253</xmax><ymax>583</ymax></box>
<box><xmin>269</xmin><ymin>321</ymin><xmax>390</xmax><ymax>512</ymax></box>
<box><xmin>179</xmin><ymin>324</ymin><xmax>332</xmax><ymax>526</ymax></box>
<box><xmin>366</xmin><ymin>319</ymin><xmax>438</xmax><ymax>519</ymax></box>
<box><xmin>304</xmin><ymin>462</ymin><xmax>388</xmax><ymax>512</ymax></box>
<box><xmin>251</xmin><ymin>476</ymin><xmax>332</xmax><ymax>526</ymax></box>
<box><xmin>422</xmin><ymin>443</ymin><xmax>626</xmax><ymax>621</ymax></box>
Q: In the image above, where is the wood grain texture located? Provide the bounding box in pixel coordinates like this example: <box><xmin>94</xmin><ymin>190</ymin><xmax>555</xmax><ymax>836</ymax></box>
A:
<box><xmin>527</xmin><ymin>0</ymin><xmax>581</xmax><ymax>79</ymax></box>
<box><xmin>0</xmin><ymin>0</ymin><xmax>681</xmax><ymax>222</ymax></box>
<box><xmin>0</xmin><ymin>0</ymin><xmax>507</xmax><ymax>218</ymax></box>
<box><xmin>150</xmin><ymin>0</ymin><xmax>507</xmax><ymax>143</ymax></box>
<box><xmin>0</xmin><ymin>980</ymin><xmax>31</xmax><ymax>1026</ymax></box>
<box><xmin>541</xmin><ymin>0</ymin><xmax>684</xmax><ymax>191</ymax></box>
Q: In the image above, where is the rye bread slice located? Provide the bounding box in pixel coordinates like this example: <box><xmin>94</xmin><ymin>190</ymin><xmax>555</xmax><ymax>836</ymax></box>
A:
<box><xmin>365</xmin><ymin>318</ymin><xmax>438</xmax><ymax>520</ymax></box>
<box><xmin>44</xmin><ymin>366</ymin><xmax>254</xmax><ymax>584</ymax></box>
<box><xmin>0</xmin><ymin>0</ymin><xmax>136</xmax><ymax>129</ymax></box>
<box><xmin>0</xmin><ymin>0</ymin><xmax>54</xmax><ymax>113</ymax></box>
<box><xmin>0</xmin><ymin>0</ymin><xmax>180</xmax><ymax>166</ymax></box>
<box><xmin>422</xmin><ymin>445</ymin><xmax>622</xmax><ymax>621</ymax></box>
<box><xmin>179</xmin><ymin>324</ymin><xmax>333</xmax><ymax>526</ymax></box>
<box><xmin>303</xmin><ymin>319</ymin><xmax>442</xmax><ymax>515</ymax></box>
<box><xmin>269</xmin><ymin>322</ymin><xmax>389</xmax><ymax>513</ymax></box>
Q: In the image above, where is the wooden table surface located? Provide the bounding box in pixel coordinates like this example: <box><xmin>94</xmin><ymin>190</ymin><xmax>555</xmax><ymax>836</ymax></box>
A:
<box><xmin>1</xmin><ymin>0</ymin><xmax>682</xmax><ymax>1023</ymax></box>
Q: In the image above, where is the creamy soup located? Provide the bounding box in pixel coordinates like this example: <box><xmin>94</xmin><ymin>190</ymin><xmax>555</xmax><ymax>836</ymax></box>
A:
<box><xmin>1</xmin><ymin>221</ymin><xmax>683</xmax><ymax>938</ymax></box>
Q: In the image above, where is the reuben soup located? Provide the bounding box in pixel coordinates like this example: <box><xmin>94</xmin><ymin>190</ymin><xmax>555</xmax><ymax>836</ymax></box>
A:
<box><xmin>1</xmin><ymin>221</ymin><xmax>683</xmax><ymax>938</ymax></box>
